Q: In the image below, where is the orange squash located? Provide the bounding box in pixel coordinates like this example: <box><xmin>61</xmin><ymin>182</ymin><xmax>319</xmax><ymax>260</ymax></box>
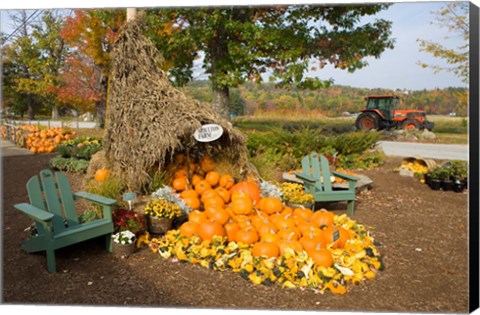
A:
<box><xmin>95</xmin><ymin>168</ymin><xmax>110</xmax><ymax>182</ymax></box>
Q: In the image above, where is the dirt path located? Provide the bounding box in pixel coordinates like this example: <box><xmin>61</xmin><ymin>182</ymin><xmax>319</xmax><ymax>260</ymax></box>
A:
<box><xmin>1</xmin><ymin>153</ymin><xmax>469</xmax><ymax>313</ymax></box>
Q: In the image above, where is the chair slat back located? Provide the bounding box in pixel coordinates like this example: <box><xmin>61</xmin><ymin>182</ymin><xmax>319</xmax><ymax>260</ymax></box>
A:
<box><xmin>55</xmin><ymin>172</ymin><xmax>79</xmax><ymax>227</ymax></box>
<box><xmin>319</xmin><ymin>155</ymin><xmax>333</xmax><ymax>192</ymax></box>
<box><xmin>38</xmin><ymin>170</ymin><xmax>68</xmax><ymax>232</ymax></box>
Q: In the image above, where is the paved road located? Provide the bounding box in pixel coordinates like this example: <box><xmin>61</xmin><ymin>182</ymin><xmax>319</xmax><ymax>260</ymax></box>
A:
<box><xmin>0</xmin><ymin>139</ymin><xmax>469</xmax><ymax>161</ymax></box>
<box><xmin>378</xmin><ymin>141</ymin><xmax>468</xmax><ymax>161</ymax></box>
<box><xmin>0</xmin><ymin>140</ymin><xmax>33</xmax><ymax>157</ymax></box>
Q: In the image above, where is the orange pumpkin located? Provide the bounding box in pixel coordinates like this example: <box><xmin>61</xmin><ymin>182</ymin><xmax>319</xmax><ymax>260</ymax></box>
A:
<box><xmin>197</xmin><ymin>220</ymin><xmax>226</xmax><ymax>241</ymax></box>
<box><xmin>183</xmin><ymin>195</ymin><xmax>201</xmax><ymax>210</ymax></box>
<box><xmin>188</xmin><ymin>210</ymin><xmax>207</xmax><ymax>225</ymax></box>
<box><xmin>261</xmin><ymin>232</ymin><xmax>281</xmax><ymax>244</ymax></box>
<box><xmin>172</xmin><ymin>176</ymin><xmax>189</xmax><ymax>191</ymax></box>
<box><xmin>195</xmin><ymin>180</ymin><xmax>212</xmax><ymax>196</ymax></box>
<box><xmin>179</xmin><ymin>221</ymin><xmax>199</xmax><ymax>237</ymax></box>
<box><xmin>229</xmin><ymin>181</ymin><xmax>261</xmax><ymax>204</ymax></box>
<box><xmin>235</xmin><ymin>226</ymin><xmax>259</xmax><ymax>245</ymax></box>
<box><xmin>252</xmin><ymin>242</ymin><xmax>280</xmax><ymax>258</ymax></box>
<box><xmin>200</xmin><ymin>156</ymin><xmax>215</xmax><ymax>173</ymax></box>
<box><xmin>214</xmin><ymin>187</ymin><xmax>231</xmax><ymax>203</ymax></box>
<box><xmin>259</xmin><ymin>197</ymin><xmax>283</xmax><ymax>215</ymax></box>
<box><xmin>309</xmin><ymin>245</ymin><xmax>334</xmax><ymax>268</ymax></box>
<box><xmin>224</xmin><ymin>222</ymin><xmax>241</xmax><ymax>242</ymax></box>
<box><xmin>205</xmin><ymin>171</ymin><xmax>221</xmax><ymax>187</ymax></box>
<box><xmin>278</xmin><ymin>239</ymin><xmax>303</xmax><ymax>256</ymax></box>
<box><xmin>230</xmin><ymin>192</ymin><xmax>253</xmax><ymax>215</ymax></box>
<box><xmin>219</xmin><ymin>174</ymin><xmax>235</xmax><ymax>189</ymax></box>
<box><xmin>206</xmin><ymin>207</ymin><xmax>229</xmax><ymax>225</ymax></box>
<box><xmin>311</xmin><ymin>209</ymin><xmax>334</xmax><ymax>228</ymax></box>
<box><xmin>95</xmin><ymin>168</ymin><xmax>110</xmax><ymax>182</ymax></box>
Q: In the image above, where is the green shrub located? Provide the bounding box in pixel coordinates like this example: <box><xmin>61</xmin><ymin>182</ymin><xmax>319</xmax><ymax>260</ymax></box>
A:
<box><xmin>49</xmin><ymin>156</ymin><xmax>90</xmax><ymax>173</ymax></box>
<box><xmin>85</xmin><ymin>177</ymin><xmax>126</xmax><ymax>217</ymax></box>
<box><xmin>55</xmin><ymin>137</ymin><xmax>103</xmax><ymax>160</ymax></box>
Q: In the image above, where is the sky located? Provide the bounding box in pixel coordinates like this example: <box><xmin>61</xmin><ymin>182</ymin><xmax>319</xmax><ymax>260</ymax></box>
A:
<box><xmin>0</xmin><ymin>0</ymin><xmax>475</xmax><ymax>91</ymax></box>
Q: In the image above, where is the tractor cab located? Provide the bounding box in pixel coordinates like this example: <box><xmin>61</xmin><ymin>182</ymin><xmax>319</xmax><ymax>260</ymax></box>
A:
<box><xmin>365</xmin><ymin>95</ymin><xmax>399</xmax><ymax>121</ymax></box>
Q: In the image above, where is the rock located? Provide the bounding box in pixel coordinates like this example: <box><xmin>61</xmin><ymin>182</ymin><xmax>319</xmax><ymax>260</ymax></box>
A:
<box><xmin>404</xmin><ymin>133</ymin><xmax>418</xmax><ymax>141</ymax></box>
<box><xmin>392</xmin><ymin>129</ymin><xmax>405</xmax><ymax>136</ymax></box>
<box><xmin>420</xmin><ymin>129</ymin><xmax>437</xmax><ymax>140</ymax></box>
<box><xmin>399</xmin><ymin>167</ymin><xmax>414</xmax><ymax>177</ymax></box>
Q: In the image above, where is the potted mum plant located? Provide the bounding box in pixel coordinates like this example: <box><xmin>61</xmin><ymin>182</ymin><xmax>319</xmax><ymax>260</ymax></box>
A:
<box><xmin>280</xmin><ymin>182</ymin><xmax>315</xmax><ymax>209</ymax></box>
<box><xmin>144</xmin><ymin>198</ymin><xmax>182</xmax><ymax>234</ymax></box>
<box><xmin>112</xmin><ymin>230</ymin><xmax>137</xmax><ymax>257</ymax></box>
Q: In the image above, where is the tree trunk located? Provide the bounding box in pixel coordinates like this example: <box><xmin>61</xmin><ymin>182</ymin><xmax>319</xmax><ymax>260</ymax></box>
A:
<box><xmin>27</xmin><ymin>94</ymin><xmax>34</xmax><ymax>120</ymax></box>
<box><xmin>212</xmin><ymin>86</ymin><xmax>230</xmax><ymax>120</ymax></box>
<box><xmin>209</xmin><ymin>33</ymin><xmax>230</xmax><ymax>120</ymax></box>
<box><xmin>95</xmin><ymin>74</ymin><xmax>108</xmax><ymax>129</ymax></box>
<box><xmin>51</xmin><ymin>106</ymin><xmax>59</xmax><ymax>120</ymax></box>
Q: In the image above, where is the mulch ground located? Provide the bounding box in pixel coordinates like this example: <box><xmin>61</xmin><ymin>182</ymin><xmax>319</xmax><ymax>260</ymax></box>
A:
<box><xmin>1</xmin><ymin>153</ymin><xmax>469</xmax><ymax>312</ymax></box>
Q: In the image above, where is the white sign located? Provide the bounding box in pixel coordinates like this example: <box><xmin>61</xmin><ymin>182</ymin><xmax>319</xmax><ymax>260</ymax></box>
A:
<box><xmin>193</xmin><ymin>124</ymin><xmax>224</xmax><ymax>142</ymax></box>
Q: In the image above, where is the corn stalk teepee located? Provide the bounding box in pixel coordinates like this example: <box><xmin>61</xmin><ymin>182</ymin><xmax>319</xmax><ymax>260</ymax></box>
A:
<box><xmin>102</xmin><ymin>14</ymin><xmax>256</xmax><ymax>192</ymax></box>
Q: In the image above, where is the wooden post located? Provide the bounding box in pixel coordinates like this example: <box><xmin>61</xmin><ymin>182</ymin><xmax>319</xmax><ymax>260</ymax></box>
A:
<box><xmin>127</xmin><ymin>8</ymin><xmax>137</xmax><ymax>21</ymax></box>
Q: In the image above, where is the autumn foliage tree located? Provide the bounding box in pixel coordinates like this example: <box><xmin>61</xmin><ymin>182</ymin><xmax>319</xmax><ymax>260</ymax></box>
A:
<box><xmin>145</xmin><ymin>4</ymin><xmax>395</xmax><ymax>119</ymax></box>
<box><xmin>60</xmin><ymin>9</ymin><xmax>125</xmax><ymax>127</ymax></box>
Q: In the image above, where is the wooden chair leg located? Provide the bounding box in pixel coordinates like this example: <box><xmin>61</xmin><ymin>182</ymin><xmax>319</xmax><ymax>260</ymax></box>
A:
<box><xmin>105</xmin><ymin>233</ymin><xmax>113</xmax><ymax>252</ymax></box>
<box><xmin>46</xmin><ymin>249</ymin><xmax>56</xmax><ymax>273</ymax></box>
<box><xmin>347</xmin><ymin>200</ymin><xmax>355</xmax><ymax>217</ymax></box>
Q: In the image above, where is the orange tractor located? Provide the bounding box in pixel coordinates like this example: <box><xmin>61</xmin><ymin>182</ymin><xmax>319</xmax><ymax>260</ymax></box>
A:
<box><xmin>355</xmin><ymin>95</ymin><xmax>434</xmax><ymax>131</ymax></box>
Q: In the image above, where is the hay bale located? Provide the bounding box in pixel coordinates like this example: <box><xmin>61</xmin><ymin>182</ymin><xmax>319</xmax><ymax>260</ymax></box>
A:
<box><xmin>104</xmin><ymin>17</ymin><xmax>256</xmax><ymax>192</ymax></box>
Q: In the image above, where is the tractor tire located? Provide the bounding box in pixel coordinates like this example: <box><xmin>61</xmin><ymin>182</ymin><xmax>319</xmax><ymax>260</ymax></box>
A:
<box><xmin>401</xmin><ymin>119</ymin><xmax>420</xmax><ymax>131</ymax></box>
<box><xmin>355</xmin><ymin>112</ymin><xmax>380</xmax><ymax>131</ymax></box>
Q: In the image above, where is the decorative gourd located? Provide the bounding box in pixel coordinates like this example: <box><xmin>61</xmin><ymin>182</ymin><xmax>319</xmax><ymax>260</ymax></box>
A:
<box><xmin>229</xmin><ymin>181</ymin><xmax>261</xmax><ymax>204</ymax></box>
<box><xmin>252</xmin><ymin>242</ymin><xmax>280</xmax><ymax>258</ymax></box>
<box><xmin>95</xmin><ymin>168</ymin><xmax>110</xmax><ymax>182</ymax></box>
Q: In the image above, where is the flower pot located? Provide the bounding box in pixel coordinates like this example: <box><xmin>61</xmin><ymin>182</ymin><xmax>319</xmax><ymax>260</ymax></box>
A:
<box><xmin>452</xmin><ymin>181</ymin><xmax>465</xmax><ymax>193</ymax></box>
<box><xmin>424</xmin><ymin>173</ymin><xmax>431</xmax><ymax>186</ymax></box>
<box><xmin>430</xmin><ymin>179</ymin><xmax>441</xmax><ymax>190</ymax></box>
<box><xmin>441</xmin><ymin>180</ymin><xmax>453</xmax><ymax>191</ymax></box>
<box><xmin>113</xmin><ymin>241</ymin><xmax>135</xmax><ymax>258</ymax></box>
<box><xmin>287</xmin><ymin>202</ymin><xmax>313</xmax><ymax>210</ymax></box>
<box><xmin>147</xmin><ymin>216</ymin><xmax>173</xmax><ymax>234</ymax></box>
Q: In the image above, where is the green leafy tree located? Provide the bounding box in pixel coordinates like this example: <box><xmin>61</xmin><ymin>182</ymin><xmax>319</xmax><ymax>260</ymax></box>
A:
<box><xmin>14</xmin><ymin>10</ymin><xmax>68</xmax><ymax>119</ymax></box>
<box><xmin>145</xmin><ymin>4</ymin><xmax>394</xmax><ymax>119</ymax></box>
<box><xmin>417</xmin><ymin>2</ymin><xmax>469</xmax><ymax>83</ymax></box>
<box><xmin>2</xmin><ymin>10</ymin><xmax>42</xmax><ymax>119</ymax></box>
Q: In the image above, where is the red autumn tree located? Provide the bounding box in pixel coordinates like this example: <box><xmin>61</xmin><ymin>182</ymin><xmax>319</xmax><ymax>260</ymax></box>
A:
<box><xmin>60</xmin><ymin>9</ymin><xmax>125</xmax><ymax>128</ymax></box>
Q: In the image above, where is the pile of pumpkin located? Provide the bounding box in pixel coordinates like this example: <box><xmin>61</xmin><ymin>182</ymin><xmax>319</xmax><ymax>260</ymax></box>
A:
<box><xmin>14</xmin><ymin>125</ymin><xmax>76</xmax><ymax>154</ymax></box>
<box><xmin>145</xmin><ymin>155</ymin><xmax>384</xmax><ymax>294</ymax></box>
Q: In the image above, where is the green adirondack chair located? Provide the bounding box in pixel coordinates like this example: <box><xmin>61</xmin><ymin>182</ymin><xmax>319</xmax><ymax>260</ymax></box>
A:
<box><xmin>14</xmin><ymin>169</ymin><xmax>116</xmax><ymax>272</ymax></box>
<box><xmin>294</xmin><ymin>152</ymin><xmax>358</xmax><ymax>216</ymax></box>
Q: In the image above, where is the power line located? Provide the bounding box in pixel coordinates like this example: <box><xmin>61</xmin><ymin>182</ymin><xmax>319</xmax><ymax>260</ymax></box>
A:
<box><xmin>2</xmin><ymin>10</ymin><xmax>40</xmax><ymax>44</ymax></box>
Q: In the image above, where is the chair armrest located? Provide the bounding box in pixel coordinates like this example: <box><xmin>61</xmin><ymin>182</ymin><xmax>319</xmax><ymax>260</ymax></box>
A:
<box><xmin>14</xmin><ymin>203</ymin><xmax>54</xmax><ymax>222</ymax></box>
<box><xmin>331</xmin><ymin>171</ymin><xmax>358</xmax><ymax>182</ymax></box>
<box><xmin>294</xmin><ymin>172</ymin><xmax>316</xmax><ymax>183</ymax></box>
<box><xmin>74</xmin><ymin>192</ymin><xmax>117</xmax><ymax>206</ymax></box>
